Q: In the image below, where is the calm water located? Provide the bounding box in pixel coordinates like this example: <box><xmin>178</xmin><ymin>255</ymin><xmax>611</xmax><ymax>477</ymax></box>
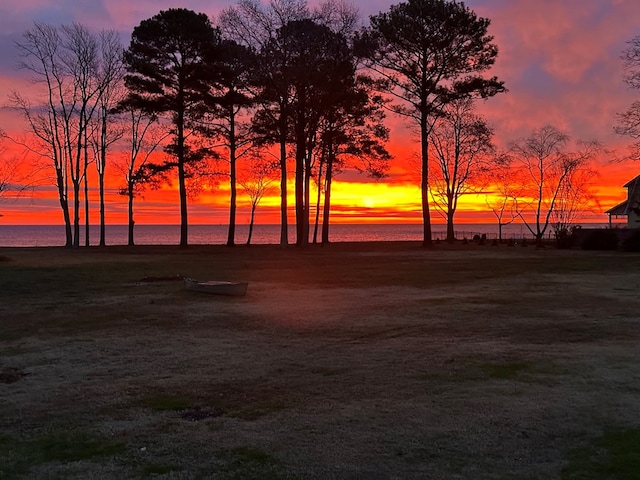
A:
<box><xmin>0</xmin><ymin>223</ymin><xmax>611</xmax><ymax>247</ymax></box>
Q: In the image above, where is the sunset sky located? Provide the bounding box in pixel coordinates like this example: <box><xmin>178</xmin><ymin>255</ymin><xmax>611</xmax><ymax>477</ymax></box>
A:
<box><xmin>1</xmin><ymin>0</ymin><xmax>640</xmax><ymax>226</ymax></box>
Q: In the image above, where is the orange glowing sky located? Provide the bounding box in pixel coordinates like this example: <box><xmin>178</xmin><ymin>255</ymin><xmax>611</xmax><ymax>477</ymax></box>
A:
<box><xmin>1</xmin><ymin>0</ymin><xmax>640</xmax><ymax>226</ymax></box>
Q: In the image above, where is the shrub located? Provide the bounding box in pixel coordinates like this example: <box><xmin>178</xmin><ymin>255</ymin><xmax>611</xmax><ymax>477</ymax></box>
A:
<box><xmin>581</xmin><ymin>229</ymin><xmax>619</xmax><ymax>250</ymax></box>
<box><xmin>555</xmin><ymin>225</ymin><xmax>581</xmax><ymax>249</ymax></box>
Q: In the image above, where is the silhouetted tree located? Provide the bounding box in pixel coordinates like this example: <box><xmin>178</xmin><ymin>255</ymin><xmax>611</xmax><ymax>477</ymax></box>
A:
<box><xmin>429</xmin><ymin>98</ymin><xmax>494</xmax><ymax>243</ymax></box>
<box><xmin>510</xmin><ymin>125</ymin><xmax>600</xmax><ymax>247</ymax></box>
<box><xmin>14</xmin><ymin>23</ymin><xmax>122</xmax><ymax>248</ymax></box>
<box><xmin>260</xmin><ymin>19</ymin><xmax>365</xmax><ymax>245</ymax></box>
<box><xmin>238</xmin><ymin>154</ymin><xmax>278</xmax><ymax>245</ymax></box>
<box><xmin>221</xmin><ymin>0</ymin><xmax>360</xmax><ymax>246</ymax></box>
<box><xmin>0</xmin><ymin>140</ymin><xmax>13</xmax><ymax>201</ymax></box>
<box><xmin>114</xmin><ymin>107</ymin><xmax>168</xmax><ymax>246</ymax></box>
<box><xmin>485</xmin><ymin>153</ymin><xmax>520</xmax><ymax>242</ymax></box>
<box><xmin>0</xmin><ymin>138</ymin><xmax>34</xmax><ymax>204</ymax></box>
<box><xmin>123</xmin><ymin>8</ymin><xmax>221</xmax><ymax>247</ymax></box>
<box><xmin>88</xmin><ymin>30</ymin><xmax>125</xmax><ymax>246</ymax></box>
<box><xmin>200</xmin><ymin>39</ymin><xmax>256</xmax><ymax>246</ymax></box>
<box><xmin>317</xmin><ymin>78</ymin><xmax>391</xmax><ymax>244</ymax></box>
<box><xmin>616</xmin><ymin>35</ymin><xmax>640</xmax><ymax>159</ymax></box>
<box><xmin>357</xmin><ymin>0</ymin><xmax>505</xmax><ymax>247</ymax></box>
<box><xmin>219</xmin><ymin>0</ymin><xmax>309</xmax><ymax>245</ymax></box>
<box><xmin>551</xmin><ymin>166</ymin><xmax>600</xmax><ymax>245</ymax></box>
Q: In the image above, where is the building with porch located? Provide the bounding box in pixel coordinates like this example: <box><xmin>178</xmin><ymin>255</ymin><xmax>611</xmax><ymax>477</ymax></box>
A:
<box><xmin>605</xmin><ymin>174</ymin><xmax>640</xmax><ymax>228</ymax></box>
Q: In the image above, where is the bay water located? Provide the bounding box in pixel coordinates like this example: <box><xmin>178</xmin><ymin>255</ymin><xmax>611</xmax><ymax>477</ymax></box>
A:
<box><xmin>0</xmin><ymin>223</ymin><xmax>610</xmax><ymax>247</ymax></box>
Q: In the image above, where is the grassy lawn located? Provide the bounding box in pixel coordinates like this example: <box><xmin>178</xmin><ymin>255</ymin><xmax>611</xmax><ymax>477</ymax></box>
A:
<box><xmin>1</xmin><ymin>242</ymin><xmax>639</xmax><ymax>479</ymax></box>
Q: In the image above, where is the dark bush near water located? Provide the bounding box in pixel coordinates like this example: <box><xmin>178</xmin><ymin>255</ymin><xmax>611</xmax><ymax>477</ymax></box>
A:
<box><xmin>555</xmin><ymin>226</ymin><xmax>581</xmax><ymax>249</ymax></box>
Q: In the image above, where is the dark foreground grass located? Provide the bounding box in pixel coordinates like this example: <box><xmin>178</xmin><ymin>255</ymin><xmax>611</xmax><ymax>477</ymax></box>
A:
<box><xmin>562</xmin><ymin>429</ymin><xmax>640</xmax><ymax>480</ymax></box>
<box><xmin>0</xmin><ymin>432</ymin><xmax>126</xmax><ymax>478</ymax></box>
<box><xmin>1</xmin><ymin>243</ymin><xmax>640</xmax><ymax>479</ymax></box>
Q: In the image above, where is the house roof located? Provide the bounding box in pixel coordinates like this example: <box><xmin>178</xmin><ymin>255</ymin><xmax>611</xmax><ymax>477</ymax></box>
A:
<box><xmin>606</xmin><ymin>200</ymin><xmax>629</xmax><ymax>215</ymax></box>
<box><xmin>624</xmin><ymin>174</ymin><xmax>640</xmax><ymax>188</ymax></box>
<box><xmin>606</xmin><ymin>174</ymin><xmax>640</xmax><ymax>217</ymax></box>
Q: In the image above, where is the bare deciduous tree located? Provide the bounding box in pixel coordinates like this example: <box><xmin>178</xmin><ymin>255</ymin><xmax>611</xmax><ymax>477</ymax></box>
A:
<box><xmin>510</xmin><ymin>125</ymin><xmax>600</xmax><ymax>246</ymax></box>
<box><xmin>484</xmin><ymin>153</ymin><xmax>520</xmax><ymax>242</ymax></box>
<box><xmin>114</xmin><ymin>108</ymin><xmax>168</xmax><ymax>246</ymax></box>
<box><xmin>88</xmin><ymin>30</ymin><xmax>125</xmax><ymax>246</ymax></box>
<box><xmin>238</xmin><ymin>154</ymin><xmax>278</xmax><ymax>245</ymax></box>
<box><xmin>0</xmin><ymin>139</ymin><xmax>30</xmax><ymax>201</ymax></box>
<box><xmin>551</xmin><ymin>167</ymin><xmax>600</xmax><ymax>247</ymax></box>
<box><xmin>14</xmin><ymin>23</ymin><xmax>123</xmax><ymax>247</ymax></box>
<box><xmin>428</xmin><ymin>98</ymin><xmax>494</xmax><ymax>243</ymax></box>
<box><xmin>616</xmin><ymin>36</ymin><xmax>640</xmax><ymax>159</ymax></box>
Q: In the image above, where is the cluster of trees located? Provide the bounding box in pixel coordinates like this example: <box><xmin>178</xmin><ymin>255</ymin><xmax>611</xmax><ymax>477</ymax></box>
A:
<box><xmin>4</xmin><ymin>0</ymin><xmax>394</xmax><ymax>248</ymax></box>
<box><xmin>0</xmin><ymin>0</ymin><xmax>620</xmax><ymax>248</ymax></box>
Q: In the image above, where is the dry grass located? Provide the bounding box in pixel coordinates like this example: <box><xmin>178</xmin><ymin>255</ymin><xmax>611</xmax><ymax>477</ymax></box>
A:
<box><xmin>1</xmin><ymin>242</ymin><xmax>639</xmax><ymax>479</ymax></box>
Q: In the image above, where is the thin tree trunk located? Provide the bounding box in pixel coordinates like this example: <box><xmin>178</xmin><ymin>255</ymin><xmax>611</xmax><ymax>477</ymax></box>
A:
<box><xmin>247</xmin><ymin>204</ymin><xmax>256</xmax><ymax>245</ymax></box>
<box><xmin>295</xmin><ymin>116</ymin><xmax>306</xmax><ymax>246</ymax></box>
<box><xmin>84</xmin><ymin>137</ymin><xmax>90</xmax><ymax>247</ymax></box>
<box><xmin>227</xmin><ymin>110</ymin><xmax>237</xmax><ymax>247</ymax></box>
<box><xmin>128</xmin><ymin>183</ymin><xmax>135</xmax><ymax>246</ymax></box>
<box><xmin>421</xmin><ymin>110</ymin><xmax>433</xmax><ymax>247</ymax></box>
<box><xmin>73</xmin><ymin>178</ymin><xmax>81</xmax><ymax>248</ymax></box>
<box><xmin>178</xmin><ymin>165</ymin><xmax>188</xmax><ymax>248</ymax></box>
<box><xmin>446</xmin><ymin>195</ymin><xmax>455</xmax><ymax>243</ymax></box>
<box><xmin>321</xmin><ymin>154</ymin><xmax>333</xmax><ymax>245</ymax></box>
<box><xmin>56</xmin><ymin>165</ymin><xmax>73</xmax><ymax>248</ymax></box>
<box><xmin>313</xmin><ymin>156</ymin><xmax>324</xmax><ymax>244</ymax></box>
<box><xmin>279</xmin><ymin>115</ymin><xmax>288</xmax><ymax>246</ymax></box>
<box><xmin>98</xmin><ymin>171</ymin><xmax>105</xmax><ymax>246</ymax></box>
<box><xmin>84</xmin><ymin>173</ymin><xmax>90</xmax><ymax>246</ymax></box>
<box><xmin>177</xmin><ymin>98</ymin><xmax>188</xmax><ymax>248</ymax></box>
<box><xmin>303</xmin><ymin>152</ymin><xmax>312</xmax><ymax>245</ymax></box>
<box><xmin>72</xmin><ymin>136</ymin><xmax>81</xmax><ymax>248</ymax></box>
<box><xmin>99</xmin><ymin>108</ymin><xmax>107</xmax><ymax>247</ymax></box>
<box><xmin>446</xmin><ymin>212</ymin><xmax>455</xmax><ymax>243</ymax></box>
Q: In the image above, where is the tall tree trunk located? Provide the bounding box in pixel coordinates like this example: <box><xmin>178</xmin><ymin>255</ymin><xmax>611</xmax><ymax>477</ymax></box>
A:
<box><xmin>84</xmin><ymin>173</ymin><xmax>90</xmax><ymax>246</ymax></box>
<box><xmin>313</xmin><ymin>156</ymin><xmax>324</xmax><ymax>244</ymax></box>
<box><xmin>128</xmin><ymin>183</ymin><xmax>135</xmax><ymax>246</ymax></box>
<box><xmin>99</xmin><ymin>108</ymin><xmax>107</xmax><ymax>247</ymax></box>
<box><xmin>321</xmin><ymin>153</ymin><xmax>333</xmax><ymax>245</ymax></box>
<box><xmin>421</xmin><ymin>110</ymin><xmax>433</xmax><ymax>247</ymax></box>
<box><xmin>98</xmin><ymin>171</ymin><xmax>105</xmax><ymax>246</ymax></box>
<box><xmin>84</xmin><ymin>138</ymin><xmax>90</xmax><ymax>247</ymax></box>
<box><xmin>446</xmin><ymin>194</ymin><xmax>455</xmax><ymax>243</ymax></box>
<box><xmin>177</xmin><ymin>102</ymin><xmax>188</xmax><ymax>248</ymax></box>
<box><xmin>56</xmin><ymin>166</ymin><xmax>73</xmax><ymax>248</ymax></box>
<box><xmin>71</xmin><ymin>136</ymin><xmax>81</xmax><ymax>248</ymax></box>
<box><xmin>295</xmin><ymin>115</ymin><xmax>306</xmax><ymax>246</ymax></box>
<box><xmin>247</xmin><ymin>203</ymin><xmax>256</xmax><ymax>245</ymax></box>
<box><xmin>73</xmin><ymin>178</ymin><xmax>81</xmax><ymax>248</ymax></box>
<box><xmin>227</xmin><ymin>109</ymin><xmax>237</xmax><ymax>247</ymax></box>
<box><xmin>446</xmin><ymin>211</ymin><xmax>455</xmax><ymax>243</ymax></box>
<box><xmin>279</xmin><ymin>115</ymin><xmax>288</xmax><ymax>246</ymax></box>
<box><xmin>303</xmin><ymin>151</ymin><xmax>312</xmax><ymax>245</ymax></box>
<box><xmin>178</xmin><ymin>165</ymin><xmax>188</xmax><ymax>248</ymax></box>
